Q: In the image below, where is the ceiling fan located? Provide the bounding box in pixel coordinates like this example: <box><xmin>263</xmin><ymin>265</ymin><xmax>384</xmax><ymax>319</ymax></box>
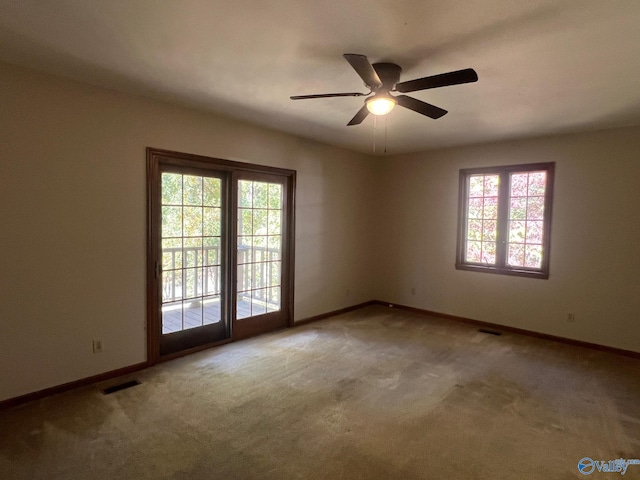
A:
<box><xmin>290</xmin><ymin>54</ymin><xmax>478</xmax><ymax>126</ymax></box>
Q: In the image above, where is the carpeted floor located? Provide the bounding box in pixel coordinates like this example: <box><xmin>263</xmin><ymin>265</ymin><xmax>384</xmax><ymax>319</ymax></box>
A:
<box><xmin>1</xmin><ymin>305</ymin><xmax>639</xmax><ymax>479</ymax></box>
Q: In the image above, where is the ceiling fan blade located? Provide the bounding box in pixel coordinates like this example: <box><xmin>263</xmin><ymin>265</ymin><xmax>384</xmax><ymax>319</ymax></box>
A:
<box><xmin>290</xmin><ymin>92</ymin><xmax>368</xmax><ymax>100</ymax></box>
<box><xmin>396</xmin><ymin>95</ymin><xmax>448</xmax><ymax>119</ymax></box>
<box><xmin>347</xmin><ymin>104</ymin><xmax>370</xmax><ymax>126</ymax></box>
<box><xmin>396</xmin><ymin>68</ymin><xmax>478</xmax><ymax>93</ymax></box>
<box><xmin>343</xmin><ymin>54</ymin><xmax>383</xmax><ymax>89</ymax></box>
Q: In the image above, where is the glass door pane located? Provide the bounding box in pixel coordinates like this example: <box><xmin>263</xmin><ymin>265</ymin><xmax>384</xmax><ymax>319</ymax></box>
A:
<box><xmin>236</xmin><ymin>180</ymin><xmax>283</xmax><ymax>319</ymax></box>
<box><xmin>160</xmin><ymin>172</ymin><xmax>224</xmax><ymax>335</ymax></box>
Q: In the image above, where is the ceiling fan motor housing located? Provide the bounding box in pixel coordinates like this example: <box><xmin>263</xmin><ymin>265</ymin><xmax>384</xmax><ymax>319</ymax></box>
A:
<box><xmin>372</xmin><ymin>63</ymin><xmax>402</xmax><ymax>91</ymax></box>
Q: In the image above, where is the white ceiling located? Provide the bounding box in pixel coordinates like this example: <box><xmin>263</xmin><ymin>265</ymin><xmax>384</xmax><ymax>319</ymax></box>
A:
<box><xmin>1</xmin><ymin>0</ymin><xmax>640</xmax><ymax>155</ymax></box>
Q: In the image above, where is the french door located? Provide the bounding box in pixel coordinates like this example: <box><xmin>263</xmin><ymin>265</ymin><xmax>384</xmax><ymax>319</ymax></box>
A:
<box><xmin>147</xmin><ymin>149</ymin><xmax>295</xmax><ymax>361</ymax></box>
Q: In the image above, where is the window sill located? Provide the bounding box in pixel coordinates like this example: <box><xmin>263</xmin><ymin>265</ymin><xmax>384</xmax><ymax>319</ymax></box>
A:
<box><xmin>455</xmin><ymin>263</ymin><xmax>549</xmax><ymax>279</ymax></box>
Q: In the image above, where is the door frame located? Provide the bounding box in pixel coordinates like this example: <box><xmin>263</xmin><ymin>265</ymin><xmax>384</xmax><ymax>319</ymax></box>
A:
<box><xmin>146</xmin><ymin>148</ymin><xmax>296</xmax><ymax>364</ymax></box>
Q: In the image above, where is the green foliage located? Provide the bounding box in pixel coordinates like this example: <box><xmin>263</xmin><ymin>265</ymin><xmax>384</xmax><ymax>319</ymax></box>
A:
<box><xmin>161</xmin><ymin>175</ymin><xmax>283</xmax><ymax>305</ymax></box>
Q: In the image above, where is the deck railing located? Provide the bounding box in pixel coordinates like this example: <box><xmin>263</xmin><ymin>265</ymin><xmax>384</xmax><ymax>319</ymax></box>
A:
<box><xmin>162</xmin><ymin>245</ymin><xmax>280</xmax><ymax>304</ymax></box>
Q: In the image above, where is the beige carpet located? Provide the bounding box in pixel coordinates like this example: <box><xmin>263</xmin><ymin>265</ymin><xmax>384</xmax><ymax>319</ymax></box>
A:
<box><xmin>1</xmin><ymin>305</ymin><xmax>639</xmax><ymax>479</ymax></box>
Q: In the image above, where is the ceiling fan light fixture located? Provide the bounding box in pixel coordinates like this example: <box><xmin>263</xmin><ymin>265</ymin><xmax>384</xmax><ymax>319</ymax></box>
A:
<box><xmin>290</xmin><ymin>54</ymin><xmax>477</xmax><ymax>126</ymax></box>
<box><xmin>366</xmin><ymin>94</ymin><xmax>396</xmax><ymax>116</ymax></box>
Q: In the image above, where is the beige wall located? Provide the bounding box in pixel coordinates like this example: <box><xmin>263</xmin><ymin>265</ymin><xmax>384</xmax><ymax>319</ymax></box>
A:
<box><xmin>0</xmin><ymin>62</ymin><xmax>376</xmax><ymax>401</ymax></box>
<box><xmin>2</xmin><ymin>60</ymin><xmax>639</xmax><ymax>402</ymax></box>
<box><xmin>374</xmin><ymin>128</ymin><xmax>640</xmax><ymax>353</ymax></box>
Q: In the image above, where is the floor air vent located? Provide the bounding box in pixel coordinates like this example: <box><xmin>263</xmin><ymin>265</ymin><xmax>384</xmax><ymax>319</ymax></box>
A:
<box><xmin>101</xmin><ymin>380</ymin><xmax>141</xmax><ymax>395</ymax></box>
<box><xmin>478</xmin><ymin>328</ymin><xmax>502</xmax><ymax>336</ymax></box>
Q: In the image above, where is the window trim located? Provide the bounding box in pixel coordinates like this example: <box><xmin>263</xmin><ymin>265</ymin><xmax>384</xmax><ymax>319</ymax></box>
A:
<box><xmin>455</xmin><ymin>162</ymin><xmax>555</xmax><ymax>279</ymax></box>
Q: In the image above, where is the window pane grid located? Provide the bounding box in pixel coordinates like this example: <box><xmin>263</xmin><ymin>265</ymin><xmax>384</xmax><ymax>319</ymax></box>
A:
<box><xmin>507</xmin><ymin>171</ymin><xmax>547</xmax><ymax>269</ymax></box>
<box><xmin>237</xmin><ymin>180</ymin><xmax>283</xmax><ymax>319</ymax></box>
<box><xmin>465</xmin><ymin>174</ymin><xmax>499</xmax><ymax>264</ymax></box>
<box><xmin>161</xmin><ymin>173</ymin><xmax>223</xmax><ymax>333</ymax></box>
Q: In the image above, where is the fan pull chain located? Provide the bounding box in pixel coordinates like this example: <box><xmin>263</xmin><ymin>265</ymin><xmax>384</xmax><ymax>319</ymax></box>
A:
<box><xmin>384</xmin><ymin>115</ymin><xmax>388</xmax><ymax>154</ymax></box>
<box><xmin>373</xmin><ymin>115</ymin><xmax>377</xmax><ymax>154</ymax></box>
<box><xmin>372</xmin><ymin>116</ymin><xmax>390</xmax><ymax>155</ymax></box>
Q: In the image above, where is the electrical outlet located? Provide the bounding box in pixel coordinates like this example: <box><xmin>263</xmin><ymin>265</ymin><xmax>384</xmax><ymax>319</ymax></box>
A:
<box><xmin>93</xmin><ymin>339</ymin><xmax>103</xmax><ymax>353</ymax></box>
<box><xmin>567</xmin><ymin>313</ymin><xmax>576</xmax><ymax>323</ymax></box>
